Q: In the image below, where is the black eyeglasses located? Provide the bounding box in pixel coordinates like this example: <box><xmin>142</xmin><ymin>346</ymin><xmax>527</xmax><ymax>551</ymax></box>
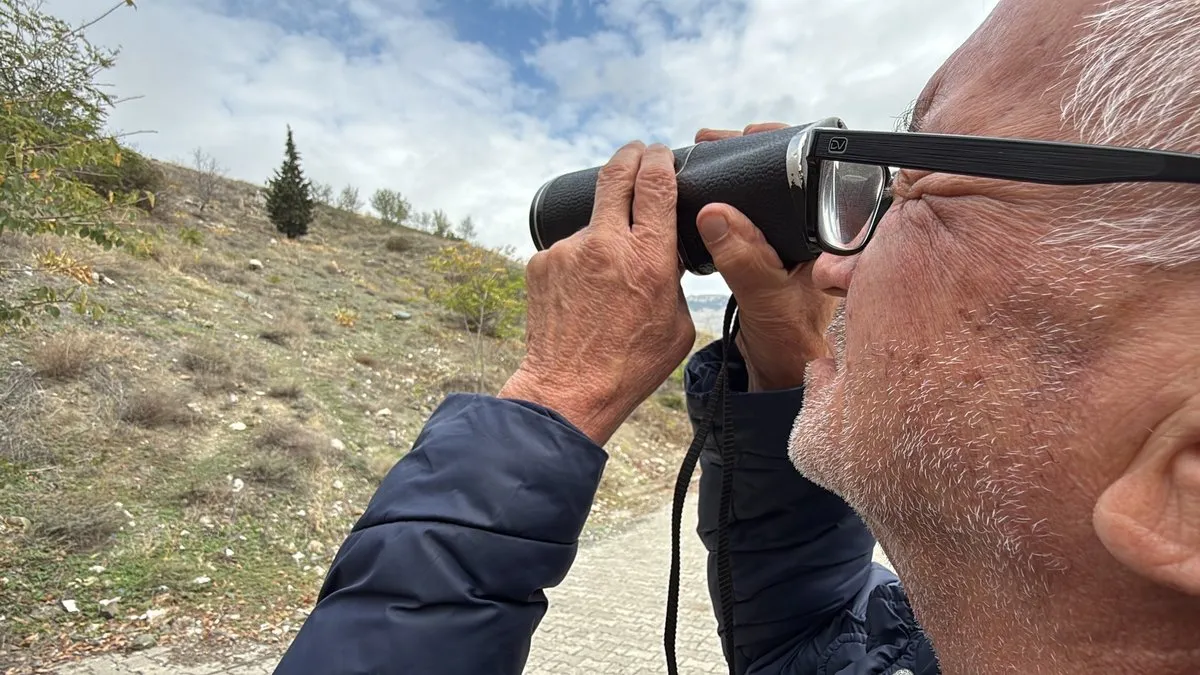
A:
<box><xmin>792</xmin><ymin>122</ymin><xmax>1200</xmax><ymax>256</ymax></box>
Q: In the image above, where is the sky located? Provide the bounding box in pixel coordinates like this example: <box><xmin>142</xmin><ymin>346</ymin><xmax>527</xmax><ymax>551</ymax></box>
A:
<box><xmin>49</xmin><ymin>0</ymin><xmax>1001</xmax><ymax>296</ymax></box>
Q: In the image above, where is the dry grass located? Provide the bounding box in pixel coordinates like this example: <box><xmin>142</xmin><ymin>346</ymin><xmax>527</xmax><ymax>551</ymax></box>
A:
<box><xmin>24</xmin><ymin>497</ymin><xmax>124</xmax><ymax>554</ymax></box>
<box><xmin>177</xmin><ymin>476</ymin><xmax>230</xmax><ymax>508</ymax></box>
<box><xmin>259</xmin><ymin>314</ymin><xmax>309</xmax><ymax>347</ymax></box>
<box><xmin>0</xmin><ymin>366</ymin><xmax>48</xmax><ymax>463</ymax></box>
<box><xmin>266</xmin><ymin>381</ymin><xmax>304</xmax><ymax>400</ymax></box>
<box><xmin>30</xmin><ymin>331</ymin><xmax>100</xmax><ymax>380</ymax></box>
<box><xmin>253</xmin><ymin>420</ymin><xmax>326</xmax><ymax>468</ymax></box>
<box><xmin>118</xmin><ymin>384</ymin><xmax>197</xmax><ymax>428</ymax></box>
<box><xmin>655</xmin><ymin>391</ymin><xmax>685</xmax><ymax>411</ymax></box>
<box><xmin>353</xmin><ymin>353</ymin><xmax>382</xmax><ymax>369</ymax></box>
<box><xmin>244</xmin><ymin>453</ymin><xmax>303</xmax><ymax>490</ymax></box>
<box><xmin>177</xmin><ymin>340</ymin><xmax>260</xmax><ymax>393</ymax></box>
<box><xmin>439</xmin><ymin>372</ymin><xmax>505</xmax><ymax>395</ymax></box>
<box><xmin>384</xmin><ymin>235</ymin><xmax>414</xmax><ymax>253</ymax></box>
<box><xmin>242</xmin><ymin>420</ymin><xmax>338</xmax><ymax>492</ymax></box>
<box><xmin>182</xmin><ymin>252</ymin><xmax>252</xmax><ymax>286</ymax></box>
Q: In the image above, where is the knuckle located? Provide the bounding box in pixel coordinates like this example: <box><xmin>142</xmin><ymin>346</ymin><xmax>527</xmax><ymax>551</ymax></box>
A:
<box><xmin>527</xmin><ymin>250</ymin><xmax>551</xmax><ymax>279</ymax></box>
<box><xmin>636</xmin><ymin>163</ymin><xmax>678</xmax><ymax>197</ymax></box>
<box><xmin>596</xmin><ymin>160</ymin><xmax>637</xmax><ymax>191</ymax></box>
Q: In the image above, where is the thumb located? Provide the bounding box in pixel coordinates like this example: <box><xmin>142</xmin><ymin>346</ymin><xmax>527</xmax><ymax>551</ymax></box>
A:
<box><xmin>696</xmin><ymin>204</ymin><xmax>787</xmax><ymax>295</ymax></box>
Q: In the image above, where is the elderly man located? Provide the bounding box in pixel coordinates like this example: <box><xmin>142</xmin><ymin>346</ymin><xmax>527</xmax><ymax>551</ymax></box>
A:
<box><xmin>275</xmin><ymin>0</ymin><xmax>1200</xmax><ymax>673</ymax></box>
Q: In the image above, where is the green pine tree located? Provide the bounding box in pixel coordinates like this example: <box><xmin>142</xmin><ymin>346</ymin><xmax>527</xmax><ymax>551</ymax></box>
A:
<box><xmin>264</xmin><ymin>126</ymin><xmax>314</xmax><ymax>239</ymax></box>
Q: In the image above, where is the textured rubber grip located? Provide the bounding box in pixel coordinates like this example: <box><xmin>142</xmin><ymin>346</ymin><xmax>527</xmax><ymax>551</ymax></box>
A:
<box><xmin>530</xmin><ymin>124</ymin><xmax>822</xmax><ymax>275</ymax></box>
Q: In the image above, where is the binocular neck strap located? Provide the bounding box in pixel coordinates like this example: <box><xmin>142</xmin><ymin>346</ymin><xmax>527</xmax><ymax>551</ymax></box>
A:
<box><xmin>664</xmin><ymin>295</ymin><xmax>740</xmax><ymax>675</ymax></box>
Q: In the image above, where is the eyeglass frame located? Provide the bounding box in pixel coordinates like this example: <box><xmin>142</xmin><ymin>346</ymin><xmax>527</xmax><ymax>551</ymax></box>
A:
<box><xmin>787</xmin><ymin>120</ymin><xmax>1200</xmax><ymax>258</ymax></box>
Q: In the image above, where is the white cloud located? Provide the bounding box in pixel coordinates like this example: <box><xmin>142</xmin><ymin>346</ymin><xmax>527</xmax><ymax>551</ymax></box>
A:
<box><xmin>48</xmin><ymin>0</ymin><xmax>998</xmax><ymax>296</ymax></box>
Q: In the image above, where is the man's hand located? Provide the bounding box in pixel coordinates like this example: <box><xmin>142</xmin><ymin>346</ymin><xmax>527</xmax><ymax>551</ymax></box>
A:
<box><xmin>694</xmin><ymin>123</ymin><xmax>840</xmax><ymax>392</ymax></box>
<box><xmin>499</xmin><ymin>141</ymin><xmax>696</xmax><ymax>445</ymax></box>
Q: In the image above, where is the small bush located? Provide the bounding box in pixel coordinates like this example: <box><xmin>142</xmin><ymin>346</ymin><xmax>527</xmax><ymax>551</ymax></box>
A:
<box><xmin>254</xmin><ymin>420</ymin><xmax>325</xmax><ymax>468</ymax></box>
<box><xmin>430</xmin><ymin>244</ymin><xmax>525</xmax><ymax>338</ymax></box>
<box><xmin>0</xmin><ymin>366</ymin><xmax>48</xmax><ymax>463</ymax></box>
<box><xmin>656</xmin><ymin>391</ymin><xmax>685</xmax><ymax>411</ymax></box>
<box><xmin>370</xmin><ymin>188</ymin><xmax>410</xmax><ymax>226</ymax></box>
<box><xmin>25</xmin><ymin>498</ymin><xmax>124</xmax><ymax>554</ymax></box>
<box><xmin>384</xmin><ymin>235</ymin><xmax>413</xmax><ymax>253</ymax></box>
<box><xmin>266</xmin><ymin>382</ymin><xmax>303</xmax><ymax>400</ymax></box>
<box><xmin>178</xmin><ymin>341</ymin><xmax>258</xmax><ymax>393</ymax></box>
<box><xmin>179</xmin><ymin>227</ymin><xmax>204</xmax><ymax>247</ymax></box>
<box><xmin>439</xmin><ymin>372</ymin><xmax>504</xmax><ymax>395</ymax></box>
<box><xmin>178</xmin><ymin>478</ymin><xmax>229</xmax><ymax>508</ymax></box>
<box><xmin>119</xmin><ymin>385</ymin><xmax>197</xmax><ymax>428</ymax></box>
<box><xmin>79</xmin><ymin>148</ymin><xmax>165</xmax><ymax>212</ymax></box>
<box><xmin>259</xmin><ymin>314</ymin><xmax>308</xmax><ymax>347</ymax></box>
<box><xmin>180</xmin><ymin>341</ymin><xmax>234</xmax><ymax>377</ymax></box>
<box><xmin>353</xmin><ymin>353</ymin><xmax>381</xmax><ymax>369</ymax></box>
<box><xmin>334</xmin><ymin>307</ymin><xmax>357</xmax><ymax>327</ymax></box>
<box><xmin>30</xmin><ymin>331</ymin><xmax>98</xmax><ymax>380</ymax></box>
<box><xmin>245</xmin><ymin>453</ymin><xmax>301</xmax><ymax>490</ymax></box>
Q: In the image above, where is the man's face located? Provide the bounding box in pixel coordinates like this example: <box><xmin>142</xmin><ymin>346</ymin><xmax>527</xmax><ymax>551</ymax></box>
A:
<box><xmin>789</xmin><ymin>0</ymin><xmax>1166</xmax><ymax>596</ymax></box>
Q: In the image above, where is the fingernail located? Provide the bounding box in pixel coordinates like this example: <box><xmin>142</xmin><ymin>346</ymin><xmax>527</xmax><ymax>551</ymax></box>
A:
<box><xmin>697</xmin><ymin>213</ymin><xmax>729</xmax><ymax>243</ymax></box>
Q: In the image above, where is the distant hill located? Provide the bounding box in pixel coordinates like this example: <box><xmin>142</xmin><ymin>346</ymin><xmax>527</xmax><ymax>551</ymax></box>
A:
<box><xmin>687</xmin><ymin>294</ymin><xmax>731</xmax><ymax>336</ymax></box>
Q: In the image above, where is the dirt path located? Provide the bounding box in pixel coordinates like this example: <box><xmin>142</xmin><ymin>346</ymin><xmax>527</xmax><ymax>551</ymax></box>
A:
<box><xmin>54</xmin><ymin>496</ymin><xmax>891</xmax><ymax>674</ymax></box>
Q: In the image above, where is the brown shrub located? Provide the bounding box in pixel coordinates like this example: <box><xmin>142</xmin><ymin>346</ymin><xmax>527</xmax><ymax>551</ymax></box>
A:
<box><xmin>0</xmin><ymin>366</ymin><xmax>48</xmax><ymax>463</ymax></box>
<box><xmin>267</xmin><ymin>382</ymin><xmax>304</xmax><ymax>400</ymax></box>
<box><xmin>25</xmin><ymin>498</ymin><xmax>124</xmax><ymax>554</ymax></box>
<box><xmin>384</xmin><ymin>235</ymin><xmax>413</xmax><ymax>253</ymax></box>
<box><xmin>31</xmin><ymin>332</ymin><xmax>100</xmax><ymax>380</ymax></box>
<box><xmin>119</xmin><ymin>385</ymin><xmax>198</xmax><ymax>428</ymax></box>
<box><xmin>254</xmin><ymin>420</ymin><xmax>325</xmax><ymax>468</ymax></box>
<box><xmin>178</xmin><ymin>341</ymin><xmax>261</xmax><ymax>393</ymax></box>
<box><xmin>353</xmin><ymin>353</ymin><xmax>382</xmax><ymax>369</ymax></box>
<box><xmin>180</xmin><ymin>341</ymin><xmax>233</xmax><ymax>376</ymax></box>
<box><xmin>245</xmin><ymin>453</ymin><xmax>302</xmax><ymax>490</ymax></box>
<box><xmin>259</xmin><ymin>314</ymin><xmax>309</xmax><ymax>347</ymax></box>
<box><xmin>178</xmin><ymin>477</ymin><xmax>229</xmax><ymax>508</ymax></box>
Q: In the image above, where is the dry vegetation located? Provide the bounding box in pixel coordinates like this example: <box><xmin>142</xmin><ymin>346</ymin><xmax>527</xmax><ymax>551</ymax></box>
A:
<box><xmin>0</xmin><ymin>159</ymin><xmax>695</xmax><ymax>671</ymax></box>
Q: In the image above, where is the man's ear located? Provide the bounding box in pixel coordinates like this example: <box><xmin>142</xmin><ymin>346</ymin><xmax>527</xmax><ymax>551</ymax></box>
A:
<box><xmin>1094</xmin><ymin>394</ymin><xmax>1200</xmax><ymax>596</ymax></box>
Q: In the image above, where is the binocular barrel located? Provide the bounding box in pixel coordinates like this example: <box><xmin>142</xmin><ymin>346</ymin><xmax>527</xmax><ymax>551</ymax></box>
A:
<box><xmin>529</xmin><ymin>118</ymin><xmax>845</xmax><ymax>274</ymax></box>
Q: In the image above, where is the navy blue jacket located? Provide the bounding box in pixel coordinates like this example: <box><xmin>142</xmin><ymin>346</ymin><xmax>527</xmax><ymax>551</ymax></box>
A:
<box><xmin>275</xmin><ymin>341</ymin><xmax>938</xmax><ymax>674</ymax></box>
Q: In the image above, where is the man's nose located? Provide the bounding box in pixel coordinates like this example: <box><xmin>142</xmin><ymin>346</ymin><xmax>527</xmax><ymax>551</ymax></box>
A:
<box><xmin>810</xmin><ymin>252</ymin><xmax>858</xmax><ymax>297</ymax></box>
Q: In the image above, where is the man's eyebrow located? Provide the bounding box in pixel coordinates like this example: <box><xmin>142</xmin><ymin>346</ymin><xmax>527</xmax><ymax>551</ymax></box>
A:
<box><xmin>894</xmin><ymin>92</ymin><xmax>934</xmax><ymax>133</ymax></box>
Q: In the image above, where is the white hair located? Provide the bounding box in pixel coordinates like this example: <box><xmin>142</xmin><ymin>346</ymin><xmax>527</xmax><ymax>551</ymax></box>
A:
<box><xmin>1050</xmin><ymin>0</ymin><xmax>1200</xmax><ymax>269</ymax></box>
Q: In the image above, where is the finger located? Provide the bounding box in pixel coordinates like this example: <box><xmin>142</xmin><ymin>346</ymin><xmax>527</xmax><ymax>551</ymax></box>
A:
<box><xmin>631</xmin><ymin>143</ymin><xmax>678</xmax><ymax>250</ymax></box>
<box><xmin>695</xmin><ymin>203</ymin><xmax>788</xmax><ymax>296</ymax></box>
<box><xmin>590</xmin><ymin>140</ymin><xmax>645</xmax><ymax>235</ymax></box>
<box><xmin>695</xmin><ymin>128</ymin><xmax>742</xmax><ymax>143</ymax></box>
<box><xmin>743</xmin><ymin>122</ymin><xmax>790</xmax><ymax>135</ymax></box>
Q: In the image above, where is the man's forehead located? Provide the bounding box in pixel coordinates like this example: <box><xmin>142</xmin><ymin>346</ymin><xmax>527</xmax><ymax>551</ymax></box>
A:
<box><xmin>909</xmin><ymin>0</ymin><xmax>1105</xmax><ymax>137</ymax></box>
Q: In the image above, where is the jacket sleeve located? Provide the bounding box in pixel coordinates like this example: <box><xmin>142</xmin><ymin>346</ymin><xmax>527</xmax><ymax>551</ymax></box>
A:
<box><xmin>686</xmin><ymin>340</ymin><xmax>878</xmax><ymax>674</ymax></box>
<box><xmin>274</xmin><ymin>393</ymin><xmax>607</xmax><ymax>675</ymax></box>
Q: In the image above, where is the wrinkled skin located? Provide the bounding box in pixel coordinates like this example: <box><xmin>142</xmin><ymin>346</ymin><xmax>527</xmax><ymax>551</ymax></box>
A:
<box><xmin>501</xmin><ymin>141</ymin><xmax>695</xmax><ymax>445</ymax></box>
<box><xmin>790</xmin><ymin>0</ymin><xmax>1200</xmax><ymax>672</ymax></box>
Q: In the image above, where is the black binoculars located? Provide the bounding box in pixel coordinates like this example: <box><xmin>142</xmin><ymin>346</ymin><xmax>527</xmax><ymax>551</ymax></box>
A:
<box><xmin>528</xmin><ymin>116</ymin><xmax>894</xmax><ymax>275</ymax></box>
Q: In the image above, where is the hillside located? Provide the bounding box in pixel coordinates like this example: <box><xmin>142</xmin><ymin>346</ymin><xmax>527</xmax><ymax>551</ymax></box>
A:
<box><xmin>0</xmin><ymin>161</ymin><xmax>700</xmax><ymax>671</ymax></box>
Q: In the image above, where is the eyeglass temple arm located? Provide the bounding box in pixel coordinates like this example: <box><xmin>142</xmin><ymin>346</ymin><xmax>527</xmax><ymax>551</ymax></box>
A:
<box><xmin>811</xmin><ymin>129</ymin><xmax>1200</xmax><ymax>186</ymax></box>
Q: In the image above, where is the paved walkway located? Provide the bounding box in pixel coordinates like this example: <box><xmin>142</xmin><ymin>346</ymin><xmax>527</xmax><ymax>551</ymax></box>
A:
<box><xmin>55</xmin><ymin>497</ymin><xmax>892</xmax><ymax>674</ymax></box>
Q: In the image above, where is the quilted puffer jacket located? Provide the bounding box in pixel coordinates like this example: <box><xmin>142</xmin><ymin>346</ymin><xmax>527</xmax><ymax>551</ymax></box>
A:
<box><xmin>274</xmin><ymin>340</ymin><xmax>938</xmax><ymax>674</ymax></box>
